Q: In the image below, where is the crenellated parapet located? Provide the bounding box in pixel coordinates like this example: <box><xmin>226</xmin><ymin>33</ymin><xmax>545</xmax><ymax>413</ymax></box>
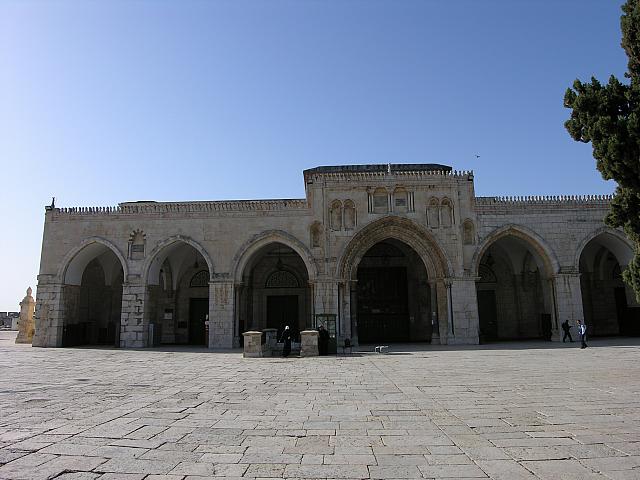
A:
<box><xmin>50</xmin><ymin>199</ymin><xmax>310</xmax><ymax>217</ymax></box>
<box><xmin>477</xmin><ymin>194</ymin><xmax>613</xmax><ymax>205</ymax></box>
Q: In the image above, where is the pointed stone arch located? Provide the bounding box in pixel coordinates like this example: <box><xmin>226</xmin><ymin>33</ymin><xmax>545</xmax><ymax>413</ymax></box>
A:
<box><xmin>231</xmin><ymin>230</ymin><xmax>318</xmax><ymax>284</ymax></box>
<box><xmin>143</xmin><ymin>235</ymin><xmax>215</xmax><ymax>286</ymax></box>
<box><xmin>58</xmin><ymin>237</ymin><xmax>128</xmax><ymax>286</ymax></box>
<box><xmin>574</xmin><ymin>227</ymin><xmax>634</xmax><ymax>271</ymax></box>
<box><xmin>472</xmin><ymin>224</ymin><xmax>560</xmax><ymax>278</ymax></box>
<box><xmin>337</xmin><ymin>216</ymin><xmax>453</xmax><ymax>281</ymax></box>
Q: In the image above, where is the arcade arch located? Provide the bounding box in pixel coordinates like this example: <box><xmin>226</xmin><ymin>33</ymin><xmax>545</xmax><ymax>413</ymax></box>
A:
<box><xmin>353</xmin><ymin>239</ymin><xmax>432</xmax><ymax>343</ymax></box>
<box><xmin>145</xmin><ymin>239</ymin><xmax>212</xmax><ymax>345</ymax></box>
<box><xmin>475</xmin><ymin>228</ymin><xmax>557</xmax><ymax>342</ymax></box>
<box><xmin>236</xmin><ymin>242</ymin><xmax>311</xmax><ymax>345</ymax></box>
<box><xmin>577</xmin><ymin>230</ymin><xmax>639</xmax><ymax>336</ymax></box>
<box><xmin>59</xmin><ymin>240</ymin><xmax>126</xmax><ymax>347</ymax></box>
<box><xmin>338</xmin><ymin>216</ymin><xmax>452</xmax><ymax>345</ymax></box>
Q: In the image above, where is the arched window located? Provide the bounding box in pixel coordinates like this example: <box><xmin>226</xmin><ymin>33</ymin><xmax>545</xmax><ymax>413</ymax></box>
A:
<box><xmin>427</xmin><ymin>198</ymin><xmax>440</xmax><ymax>228</ymax></box>
<box><xmin>441</xmin><ymin>198</ymin><xmax>453</xmax><ymax>227</ymax></box>
<box><xmin>463</xmin><ymin>220</ymin><xmax>475</xmax><ymax>245</ymax></box>
<box><xmin>394</xmin><ymin>187</ymin><xmax>408</xmax><ymax>213</ymax></box>
<box><xmin>310</xmin><ymin>222</ymin><xmax>323</xmax><ymax>248</ymax></box>
<box><xmin>373</xmin><ymin>188</ymin><xmax>388</xmax><ymax>214</ymax></box>
<box><xmin>344</xmin><ymin>200</ymin><xmax>356</xmax><ymax>229</ymax></box>
<box><xmin>330</xmin><ymin>200</ymin><xmax>343</xmax><ymax>231</ymax></box>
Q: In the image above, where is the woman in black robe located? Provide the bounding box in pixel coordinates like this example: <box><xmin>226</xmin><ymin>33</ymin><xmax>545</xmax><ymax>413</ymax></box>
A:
<box><xmin>280</xmin><ymin>325</ymin><xmax>292</xmax><ymax>357</ymax></box>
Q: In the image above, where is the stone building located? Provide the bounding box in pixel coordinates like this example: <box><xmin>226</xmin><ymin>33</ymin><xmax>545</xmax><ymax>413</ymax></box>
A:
<box><xmin>32</xmin><ymin>164</ymin><xmax>639</xmax><ymax>349</ymax></box>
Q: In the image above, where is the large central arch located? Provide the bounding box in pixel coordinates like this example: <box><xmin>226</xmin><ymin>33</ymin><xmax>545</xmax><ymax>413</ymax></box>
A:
<box><xmin>338</xmin><ymin>216</ymin><xmax>453</xmax><ymax>281</ymax></box>
<box><xmin>337</xmin><ymin>216</ymin><xmax>453</xmax><ymax>345</ymax></box>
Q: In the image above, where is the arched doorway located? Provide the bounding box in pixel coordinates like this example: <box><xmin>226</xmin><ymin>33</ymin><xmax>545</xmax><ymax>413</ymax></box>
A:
<box><xmin>475</xmin><ymin>231</ymin><xmax>556</xmax><ymax>342</ymax></box>
<box><xmin>338</xmin><ymin>216</ymin><xmax>452</xmax><ymax>346</ymax></box>
<box><xmin>355</xmin><ymin>239</ymin><xmax>431</xmax><ymax>343</ymax></box>
<box><xmin>237</xmin><ymin>242</ymin><xmax>311</xmax><ymax>345</ymax></box>
<box><xmin>60</xmin><ymin>241</ymin><xmax>125</xmax><ymax>347</ymax></box>
<box><xmin>578</xmin><ymin>231</ymin><xmax>638</xmax><ymax>336</ymax></box>
<box><xmin>145</xmin><ymin>240</ymin><xmax>211</xmax><ymax>346</ymax></box>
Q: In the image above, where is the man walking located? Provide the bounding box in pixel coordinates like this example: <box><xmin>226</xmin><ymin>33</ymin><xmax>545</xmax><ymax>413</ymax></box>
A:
<box><xmin>577</xmin><ymin>319</ymin><xmax>588</xmax><ymax>349</ymax></box>
<box><xmin>561</xmin><ymin>319</ymin><xmax>573</xmax><ymax>343</ymax></box>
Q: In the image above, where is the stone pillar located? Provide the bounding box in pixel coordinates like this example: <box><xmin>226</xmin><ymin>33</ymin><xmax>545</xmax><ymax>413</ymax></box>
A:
<box><xmin>120</xmin><ymin>283</ymin><xmax>147</xmax><ymax>348</ymax></box>
<box><xmin>300</xmin><ymin>329</ymin><xmax>319</xmax><ymax>357</ymax></box>
<box><xmin>32</xmin><ymin>281</ymin><xmax>65</xmax><ymax>347</ymax></box>
<box><xmin>15</xmin><ymin>287</ymin><xmax>35</xmax><ymax>344</ymax></box>
<box><xmin>429</xmin><ymin>282</ymin><xmax>440</xmax><ymax>344</ymax></box>
<box><xmin>552</xmin><ymin>272</ymin><xmax>584</xmax><ymax>341</ymax></box>
<box><xmin>242</xmin><ymin>331</ymin><xmax>263</xmax><ymax>358</ymax></box>
<box><xmin>233</xmin><ymin>284</ymin><xmax>243</xmax><ymax>348</ymax></box>
<box><xmin>447</xmin><ymin>277</ymin><xmax>480</xmax><ymax>345</ymax></box>
<box><xmin>210</xmin><ymin>280</ymin><xmax>234</xmax><ymax>349</ymax></box>
<box><xmin>435</xmin><ymin>280</ymin><xmax>449</xmax><ymax>345</ymax></box>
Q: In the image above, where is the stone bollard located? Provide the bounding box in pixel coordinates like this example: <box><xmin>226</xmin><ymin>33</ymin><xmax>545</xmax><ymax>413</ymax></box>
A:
<box><xmin>300</xmin><ymin>329</ymin><xmax>319</xmax><ymax>357</ymax></box>
<box><xmin>242</xmin><ymin>331</ymin><xmax>264</xmax><ymax>358</ymax></box>
<box><xmin>16</xmin><ymin>287</ymin><xmax>35</xmax><ymax>344</ymax></box>
<box><xmin>262</xmin><ymin>328</ymin><xmax>278</xmax><ymax>349</ymax></box>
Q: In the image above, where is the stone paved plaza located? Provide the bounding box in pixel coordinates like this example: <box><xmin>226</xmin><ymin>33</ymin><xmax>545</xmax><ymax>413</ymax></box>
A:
<box><xmin>1</xmin><ymin>332</ymin><xmax>640</xmax><ymax>480</ymax></box>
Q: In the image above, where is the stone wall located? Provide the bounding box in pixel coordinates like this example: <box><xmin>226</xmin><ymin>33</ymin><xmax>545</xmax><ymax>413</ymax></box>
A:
<box><xmin>33</xmin><ymin>166</ymin><xmax>635</xmax><ymax>348</ymax></box>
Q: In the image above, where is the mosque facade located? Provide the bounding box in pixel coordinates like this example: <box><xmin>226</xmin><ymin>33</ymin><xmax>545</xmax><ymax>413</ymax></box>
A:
<box><xmin>32</xmin><ymin>164</ymin><xmax>639</xmax><ymax>349</ymax></box>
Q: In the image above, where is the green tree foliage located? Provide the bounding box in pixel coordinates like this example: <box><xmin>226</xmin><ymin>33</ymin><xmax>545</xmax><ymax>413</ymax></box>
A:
<box><xmin>564</xmin><ymin>0</ymin><xmax>640</xmax><ymax>300</ymax></box>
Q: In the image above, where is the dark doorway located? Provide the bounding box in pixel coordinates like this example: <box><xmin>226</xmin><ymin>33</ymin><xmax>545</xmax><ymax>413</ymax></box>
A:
<box><xmin>478</xmin><ymin>290</ymin><xmax>498</xmax><ymax>343</ymax></box>
<box><xmin>357</xmin><ymin>267</ymin><xmax>409</xmax><ymax>343</ymax></box>
<box><xmin>189</xmin><ymin>298</ymin><xmax>208</xmax><ymax>346</ymax></box>
<box><xmin>267</xmin><ymin>295</ymin><xmax>298</xmax><ymax>339</ymax></box>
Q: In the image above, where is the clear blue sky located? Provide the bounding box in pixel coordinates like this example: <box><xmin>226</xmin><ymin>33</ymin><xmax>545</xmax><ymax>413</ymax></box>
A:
<box><xmin>0</xmin><ymin>0</ymin><xmax>628</xmax><ymax>310</ymax></box>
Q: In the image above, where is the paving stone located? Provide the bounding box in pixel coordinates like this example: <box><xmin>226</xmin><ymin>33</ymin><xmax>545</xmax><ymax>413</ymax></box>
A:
<box><xmin>521</xmin><ymin>459</ymin><xmax>609</xmax><ymax>479</ymax></box>
<box><xmin>1</xmin><ymin>333</ymin><xmax>640</xmax><ymax>480</ymax></box>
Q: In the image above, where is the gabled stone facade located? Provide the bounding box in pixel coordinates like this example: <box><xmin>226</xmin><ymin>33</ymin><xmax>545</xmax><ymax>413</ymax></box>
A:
<box><xmin>32</xmin><ymin>164</ymin><xmax>638</xmax><ymax>349</ymax></box>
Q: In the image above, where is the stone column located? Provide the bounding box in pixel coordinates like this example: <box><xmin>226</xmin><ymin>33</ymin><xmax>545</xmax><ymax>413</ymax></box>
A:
<box><xmin>233</xmin><ymin>283</ymin><xmax>244</xmax><ymax>348</ymax></box>
<box><xmin>435</xmin><ymin>280</ymin><xmax>449</xmax><ymax>345</ymax></box>
<box><xmin>552</xmin><ymin>272</ymin><xmax>584</xmax><ymax>341</ymax></box>
<box><xmin>15</xmin><ymin>287</ymin><xmax>35</xmax><ymax>344</ymax></box>
<box><xmin>447</xmin><ymin>277</ymin><xmax>480</xmax><ymax>345</ymax></box>
<box><xmin>120</xmin><ymin>283</ymin><xmax>148</xmax><ymax>348</ymax></box>
<box><xmin>429</xmin><ymin>281</ymin><xmax>440</xmax><ymax>344</ymax></box>
<box><xmin>209</xmin><ymin>279</ymin><xmax>234</xmax><ymax>349</ymax></box>
<box><xmin>32</xmin><ymin>280</ymin><xmax>64</xmax><ymax>347</ymax></box>
<box><xmin>300</xmin><ymin>329</ymin><xmax>319</xmax><ymax>357</ymax></box>
<box><xmin>348</xmin><ymin>281</ymin><xmax>359</xmax><ymax>346</ymax></box>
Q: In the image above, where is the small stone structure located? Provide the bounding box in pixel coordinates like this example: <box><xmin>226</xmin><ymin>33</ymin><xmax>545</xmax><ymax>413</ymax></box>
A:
<box><xmin>241</xmin><ymin>331</ymin><xmax>264</xmax><ymax>358</ymax></box>
<box><xmin>300</xmin><ymin>330</ymin><xmax>319</xmax><ymax>357</ymax></box>
<box><xmin>15</xmin><ymin>287</ymin><xmax>35</xmax><ymax>344</ymax></box>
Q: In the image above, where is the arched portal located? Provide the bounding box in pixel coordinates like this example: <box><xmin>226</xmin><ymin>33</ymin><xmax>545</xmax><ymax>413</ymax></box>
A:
<box><xmin>60</xmin><ymin>240</ymin><xmax>126</xmax><ymax>347</ymax></box>
<box><xmin>355</xmin><ymin>239</ymin><xmax>431</xmax><ymax>343</ymax></box>
<box><xmin>237</xmin><ymin>242</ymin><xmax>311</xmax><ymax>345</ymax></box>
<box><xmin>338</xmin><ymin>216</ymin><xmax>452</xmax><ymax>345</ymax></box>
<box><xmin>577</xmin><ymin>230</ymin><xmax>639</xmax><ymax>336</ymax></box>
<box><xmin>145</xmin><ymin>239</ymin><xmax>212</xmax><ymax>346</ymax></box>
<box><xmin>475</xmin><ymin>228</ymin><xmax>556</xmax><ymax>342</ymax></box>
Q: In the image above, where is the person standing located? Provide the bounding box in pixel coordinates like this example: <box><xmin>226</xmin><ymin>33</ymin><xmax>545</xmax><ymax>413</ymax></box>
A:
<box><xmin>577</xmin><ymin>319</ymin><xmax>588</xmax><ymax>349</ymax></box>
<box><xmin>318</xmin><ymin>324</ymin><xmax>330</xmax><ymax>356</ymax></box>
<box><xmin>280</xmin><ymin>325</ymin><xmax>292</xmax><ymax>357</ymax></box>
<box><xmin>562</xmin><ymin>319</ymin><xmax>573</xmax><ymax>343</ymax></box>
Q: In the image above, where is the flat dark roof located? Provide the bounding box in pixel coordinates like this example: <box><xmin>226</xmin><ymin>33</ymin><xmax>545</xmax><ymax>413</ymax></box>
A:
<box><xmin>303</xmin><ymin>163</ymin><xmax>452</xmax><ymax>176</ymax></box>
